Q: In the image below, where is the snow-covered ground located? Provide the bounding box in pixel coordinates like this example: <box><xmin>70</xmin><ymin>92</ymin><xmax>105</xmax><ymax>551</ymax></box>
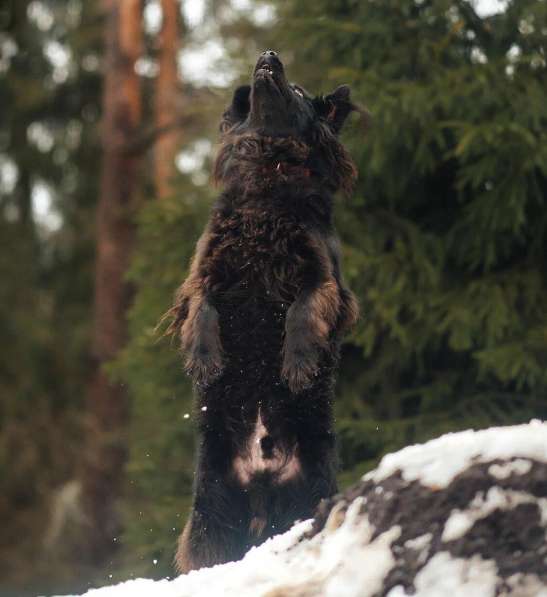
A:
<box><xmin>57</xmin><ymin>421</ymin><xmax>547</xmax><ymax>597</ymax></box>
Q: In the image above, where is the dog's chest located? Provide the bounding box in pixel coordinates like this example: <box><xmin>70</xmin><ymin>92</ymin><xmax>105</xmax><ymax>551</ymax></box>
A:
<box><xmin>212</xmin><ymin>207</ymin><xmax>308</xmax><ymax>293</ymax></box>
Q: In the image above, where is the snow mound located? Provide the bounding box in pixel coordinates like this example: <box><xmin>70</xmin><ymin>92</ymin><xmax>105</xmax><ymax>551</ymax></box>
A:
<box><xmin>366</xmin><ymin>418</ymin><xmax>547</xmax><ymax>488</ymax></box>
<box><xmin>57</xmin><ymin>421</ymin><xmax>547</xmax><ymax>597</ymax></box>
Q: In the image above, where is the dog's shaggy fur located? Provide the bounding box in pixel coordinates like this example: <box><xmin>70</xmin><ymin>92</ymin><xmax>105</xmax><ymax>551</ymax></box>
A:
<box><xmin>167</xmin><ymin>51</ymin><xmax>360</xmax><ymax>573</ymax></box>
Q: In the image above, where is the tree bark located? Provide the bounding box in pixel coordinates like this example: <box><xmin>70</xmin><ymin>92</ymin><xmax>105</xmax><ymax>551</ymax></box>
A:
<box><xmin>81</xmin><ymin>0</ymin><xmax>143</xmax><ymax>565</ymax></box>
<box><xmin>154</xmin><ymin>0</ymin><xmax>181</xmax><ymax>199</ymax></box>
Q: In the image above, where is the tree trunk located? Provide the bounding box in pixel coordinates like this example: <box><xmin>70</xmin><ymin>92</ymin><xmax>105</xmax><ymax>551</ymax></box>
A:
<box><xmin>154</xmin><ymin>0</ymin><xmax>181</xmax><ymax>199</ymax></box>
<box><xmin>81</xmin><ymin>0</ymin><xmax>143</xmax><ymax>565</ymax></box>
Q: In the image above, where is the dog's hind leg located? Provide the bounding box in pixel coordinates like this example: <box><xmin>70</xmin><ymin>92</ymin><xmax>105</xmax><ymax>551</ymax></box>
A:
<box><xmin>175</xmin><ymin>488</ymin><xmax>247</xmax><ymax>574</ymax></box>
<box><xmin>175</xmin><ymin>475</ymin><xmax>248</xmax><ymax>574</ymax></box>
<box><xmin>175</xmin><ymin>510</ymin><xmax>243</xmax><ymax>574</ymax></box>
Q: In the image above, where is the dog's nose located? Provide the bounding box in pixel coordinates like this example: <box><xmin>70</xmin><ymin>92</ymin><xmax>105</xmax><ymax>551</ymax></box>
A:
<box><xmin>261</xmin><ymin>50</ymin><xmax>278</xmax><ymax>57</ymax></box>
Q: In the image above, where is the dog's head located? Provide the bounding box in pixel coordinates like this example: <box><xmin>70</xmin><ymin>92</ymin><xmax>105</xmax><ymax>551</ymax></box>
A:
<box><xmin>213</xmin><ymin>51</ymin><xmax>360</xmax><ymax>195</ymax></box>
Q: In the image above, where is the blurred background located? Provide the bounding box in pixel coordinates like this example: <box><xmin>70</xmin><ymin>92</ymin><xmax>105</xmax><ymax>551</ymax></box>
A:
<box><xmin>1</xmin><ymin>0</ymin><xmax>546</xmax><ymax>594</ymax></box>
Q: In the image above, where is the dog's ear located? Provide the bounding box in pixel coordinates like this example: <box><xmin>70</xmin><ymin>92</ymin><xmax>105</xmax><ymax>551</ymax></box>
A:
<box><xmin>231</xmin><ymin>85</ymin><xmax>251</xmax><ymax>118</ymax></box>
<box><xmin>220</xmin><ymin>85</ymin><xmax>251</xmax><ymax>133</ymax></box>
<box><xmin>314</xmin><ymin>85</ymin><xmax>356</xmax><ymax>134</ymax></box>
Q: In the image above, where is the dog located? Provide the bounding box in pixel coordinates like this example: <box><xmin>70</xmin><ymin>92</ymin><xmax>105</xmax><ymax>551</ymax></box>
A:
<box><xmin>167</xmin><ymin>50</ymin><xmax>360</xmax><ymax>573</ymax></box>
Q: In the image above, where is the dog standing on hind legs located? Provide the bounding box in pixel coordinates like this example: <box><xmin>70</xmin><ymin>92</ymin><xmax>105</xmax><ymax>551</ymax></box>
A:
<box><xmin>167</xmin><ymin>50</ymin><xmax>360</xmax><ymax>573</ymax></box>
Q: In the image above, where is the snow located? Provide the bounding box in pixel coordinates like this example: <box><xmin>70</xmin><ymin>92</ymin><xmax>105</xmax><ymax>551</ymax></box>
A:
<box><xmin>488</xmin><ymin>459</ymin><xmax>532</xmax><ymax>479</ymax></box>
<box><xmin>399</xmin><ymin>556</ymin><xmax>547</xmax><ymax>597</ymax></box>
<box><xmin>388</xmin><ymin>553</ymin><xmax>500</xmax><ymax>597</ymax></box>
<box><xmin>53</xmin><ymin>421</ymin><xmax>547</xmax><ymax>597</ymax></box>
<box><xmin>504</xmin><ymin>574</ymin><xmax>547</xmax><ymax>597</ymax></box>
<box><xmin>59</xmin><ymin>505</ymin><xmax>402</xmax><ymax>597</ymax></box>
<box><xmin>403</xmin><ymin>533</ymin><xmax>432</xmax><ymax>553</ymax></box>
<box><xmin>364</xmin><ymin>420</ymin><xmax>547</xmax><ymax>488</ymax></box>
<box><xmin>441</xmin><ymin>487</ymin><xmax>547</xmax><ymax>541</ymax></box>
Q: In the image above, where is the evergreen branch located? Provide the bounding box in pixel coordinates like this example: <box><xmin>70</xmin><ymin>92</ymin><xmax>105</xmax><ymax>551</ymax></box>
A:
<box><xmin>455</xmin><ymin>0</ymin><xmax>494</xmax><ymax>50</ymax></box>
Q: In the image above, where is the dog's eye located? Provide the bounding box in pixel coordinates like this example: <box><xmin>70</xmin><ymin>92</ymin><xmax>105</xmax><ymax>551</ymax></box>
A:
<box><xmin>294</xmin><ymin>88</ymin><xmax>304</xmax><ymax>98</ymax></box>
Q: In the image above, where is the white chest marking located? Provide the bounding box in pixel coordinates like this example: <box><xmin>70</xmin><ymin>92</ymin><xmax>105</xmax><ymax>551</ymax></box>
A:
<box><xmin>232</xmin><ymin>409</ymin><xmax>301</xmax><ymax>485</ymax></box>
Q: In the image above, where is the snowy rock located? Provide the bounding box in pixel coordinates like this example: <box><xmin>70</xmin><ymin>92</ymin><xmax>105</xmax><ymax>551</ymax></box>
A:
<box><xmin>59</xmin><ymin>422</ymin><xmax>547</xmax><ymax>597</ymax></box>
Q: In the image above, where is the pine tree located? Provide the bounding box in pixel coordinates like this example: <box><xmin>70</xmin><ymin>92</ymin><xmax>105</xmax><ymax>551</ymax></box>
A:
<box><xmin>0</xmin><ymin>0</ymin><xmax>103</xmax><ymax>590</ymax></box>
<box><xmin>81</xmin><ymin>0</ymin><xmax>144</xmax><ymax>566</ymax></box>
<box><xmin>154</xmin><ymin>0</ymin><xmax>182</xmax><ymax>199</ymax></box>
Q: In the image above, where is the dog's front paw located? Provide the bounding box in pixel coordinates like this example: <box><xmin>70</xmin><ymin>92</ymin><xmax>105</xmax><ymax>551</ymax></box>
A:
<box><xmin>181</xmin><ymin>301</ymin><xmax>223</xmax><ymax>387</ymax></box>
<box><xmin>185</xmin><ymin>342</ymin><xmax>224</xmax><ymax>387</ymax></box>
<box><xmin>281</xmin><ymin>343</ymin><xmax>320</xmax><ymax>394</ymax></box>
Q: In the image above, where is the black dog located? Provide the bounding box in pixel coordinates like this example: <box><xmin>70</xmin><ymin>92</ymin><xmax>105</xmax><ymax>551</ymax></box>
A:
<box><xmin>167</xmin><ymin>50</ymin><xmax>359</xmax><ymax>573</ymax></box>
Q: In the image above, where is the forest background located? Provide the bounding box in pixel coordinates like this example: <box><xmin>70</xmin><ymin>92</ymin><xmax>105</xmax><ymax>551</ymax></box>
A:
<box><xmin>1</xmin><ymin>0</ymin><xmax>546</xmax><ymax>595</ymax></box>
